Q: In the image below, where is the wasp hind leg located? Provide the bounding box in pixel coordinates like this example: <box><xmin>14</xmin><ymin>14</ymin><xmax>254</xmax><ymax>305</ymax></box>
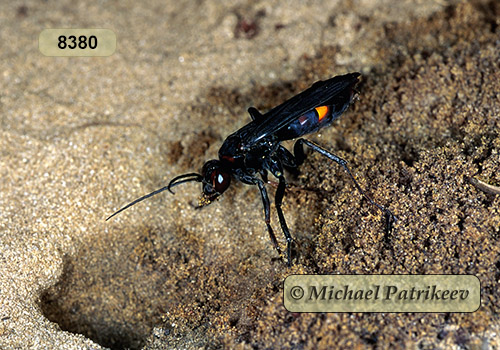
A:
<box><xmin>293</xmin><ymin>138</ymin><xmax>397</xmax><ymax>233</ymax></box>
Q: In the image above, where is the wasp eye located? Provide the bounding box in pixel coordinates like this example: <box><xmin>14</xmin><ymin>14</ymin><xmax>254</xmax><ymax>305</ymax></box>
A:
<box><xmin>201</xmin><ymin>159</ymin><xmax>231</xmax><ymax>197</ymax></box>
<box><xmin>213</xmin><ymin>170</ymin><xmax>231</xmax><ymax>194</ymax></box>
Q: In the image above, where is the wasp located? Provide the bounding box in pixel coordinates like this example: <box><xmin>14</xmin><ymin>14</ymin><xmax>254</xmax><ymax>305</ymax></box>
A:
<box><xmin>107</xmin><ymin>72</ymin><xmax>396</xmax><ymax>265</ymax></box>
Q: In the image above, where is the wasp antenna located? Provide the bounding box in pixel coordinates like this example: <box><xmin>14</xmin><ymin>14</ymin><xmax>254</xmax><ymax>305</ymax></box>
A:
<box><xmin>167</xmin><ymin>173</ymin><xmax>203</xmax><ymax>194</ymax></box>
<box><xmin>106</xmin><ymin>173</ymin><xmax>203</xmax><ymax>221</ymax></box>
<box><xmin>106</xmin><ymin>184</ymin><xmax>172</xmax><ymax>221</ymax></box>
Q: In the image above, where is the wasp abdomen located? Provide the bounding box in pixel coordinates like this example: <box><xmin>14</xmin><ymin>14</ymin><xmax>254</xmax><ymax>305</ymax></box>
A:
<box><xmin>278</xmin><ymin>105</ymin><xmax>336</xmax><ymax>140</ymax></box>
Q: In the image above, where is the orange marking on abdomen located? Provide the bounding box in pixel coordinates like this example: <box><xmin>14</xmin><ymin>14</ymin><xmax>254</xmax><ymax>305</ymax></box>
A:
<box><xmin>315</xmin><ymin>106</ymin><xmax>329</xmax><ymax>121</ymax></box>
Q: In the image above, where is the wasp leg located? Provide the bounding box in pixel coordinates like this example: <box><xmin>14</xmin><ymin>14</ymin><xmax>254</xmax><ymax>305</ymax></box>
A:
<box><xmin>237</xmin><ymin>175</ymin><xmax>281</xmax><ymax>258</ymax></box>
<box><xmin>294</xmin><ymin>138</ymin><xmax>397</xmax><ymax>231</ymax></box>
<box><xmin>264</xmin><ymin>156</ymin><xmax>294</xmax><ymax>266</ymax></box>
<box><xmin>236</xmin><ymin>170</ymin><xmax>282</xmax><ymax>258</ymax></box>
<box><xmin>276</xmin><ymin>145</ymin><xmax>298</xmax><ymax>168</ymax></box>
<box><xmin>256</xmin><ymin>180</ymin><xmax>281</xmax><ymax>255</ymax></box>
<box><xmin>275</xmin><ymin>175</ymin><xmax>294</xmax><ymax>266</ymax></box>
<box><xmin>258</xmin><ymin>168</ymin><xmax>269</xmax><ymax>184</ymax></box>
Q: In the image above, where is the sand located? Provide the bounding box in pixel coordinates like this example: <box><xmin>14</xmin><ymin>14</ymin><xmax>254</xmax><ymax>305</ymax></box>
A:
<box><xmin>1</xmin><ymin>0</ymin><xmax>499</xmax><ymax>349</ymax></box>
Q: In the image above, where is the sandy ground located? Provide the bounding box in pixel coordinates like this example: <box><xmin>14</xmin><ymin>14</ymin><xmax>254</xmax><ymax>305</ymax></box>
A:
<box><xmin>1</xmin><ymin>0</ymin><xmax>499</xmax><ymax>349</ymax></box>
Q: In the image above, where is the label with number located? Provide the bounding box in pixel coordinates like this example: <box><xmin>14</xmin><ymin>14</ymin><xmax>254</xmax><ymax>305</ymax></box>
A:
<box><xmin>39</xmin><ymin>29</ymin><xmax>116</xmax><ymax>57</ymax></box>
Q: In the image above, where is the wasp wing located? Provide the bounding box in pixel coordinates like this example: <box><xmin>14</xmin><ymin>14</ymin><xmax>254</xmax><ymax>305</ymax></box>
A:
<box><xmin>241</xmin><ymin>72</ymin><xmax>360</xmax><ymax>148</ymax></box>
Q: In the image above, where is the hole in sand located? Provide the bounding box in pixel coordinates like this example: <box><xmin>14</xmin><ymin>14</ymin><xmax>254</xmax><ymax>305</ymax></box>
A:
<box><xmin>40</xmin><ymin>226</ymin><xmax>182</xmax><ymax>349</ymax></box>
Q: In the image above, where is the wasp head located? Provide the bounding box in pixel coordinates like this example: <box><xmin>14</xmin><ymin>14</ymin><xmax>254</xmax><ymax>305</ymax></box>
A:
<box><xmin>106</xmin><ymin>160</ymin><xmax>232</xmax><ymax>221</ymax></box>
<box><xmin>200</xmin><ymin>159</ymin><xmax>231</xmax><ymax>203</ymax></box>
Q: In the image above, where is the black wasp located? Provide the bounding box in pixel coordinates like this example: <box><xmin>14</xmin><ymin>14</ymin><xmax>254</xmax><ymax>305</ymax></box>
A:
<box><xmin>107</xmin><ymin>72</ymin><xmax>396</xmax><ymax>265</ymax></box>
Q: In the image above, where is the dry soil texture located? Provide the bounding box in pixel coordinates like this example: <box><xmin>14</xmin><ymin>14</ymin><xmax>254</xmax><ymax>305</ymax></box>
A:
<box><xmin>0</xmin><ymin>1</ymin><xmax>499</xmax><ymax>349</ymax></box>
